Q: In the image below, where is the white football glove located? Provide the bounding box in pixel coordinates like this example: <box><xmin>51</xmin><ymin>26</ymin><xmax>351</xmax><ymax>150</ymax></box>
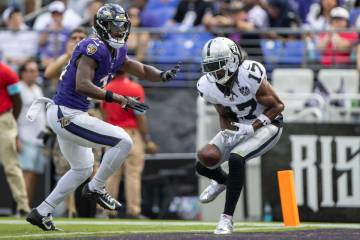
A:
<box><xmin>221</xmin><ymin>123</ymin><xmax>254</xmax><ymax>146</ymax></box>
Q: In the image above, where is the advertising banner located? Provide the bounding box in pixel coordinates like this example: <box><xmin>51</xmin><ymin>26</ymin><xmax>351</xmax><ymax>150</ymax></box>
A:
<box><xmin>262</xmin><ymin>123</ymin><xmax>360</xmax><ymax>222</ymax></box>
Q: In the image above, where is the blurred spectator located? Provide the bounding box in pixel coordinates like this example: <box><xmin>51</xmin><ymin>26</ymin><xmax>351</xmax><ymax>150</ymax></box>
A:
<box><xmin>0</xmin><ymin>7</ymin><xmax>38</xmax><ymax>71</ymax></box>
<box><xmin>306</xmin><ymin>0</ymin><xmax>341</xmax><ymax>31</ymax></box>
<box><xmin>81</xmin><ymin>0</ymin><xmax>103</xmax><ymax>28</ymax></box>
<box><xmin>169</xmin><ymin>0</ymin><xmax>215</xmax><ymax>29</ymax></box>
<box><xmin>38</xmin><ymin>2</ymin><xmax>71</xmax><ymax>68</ymax></box>
<box><xmin>103</xmin><ymin>71</ymin><xmax>158</xmax><ymax>219</ymax></box>
<box><xmin>44</xmin><ymin>27</ymin><xmax>87</xmax><ymax>80</ymax></box>
<box><xmin>127</xmin><ymin>6</ymin><xmax>150</xmax><ymax>61</ymax></box>
<box><xmin>265</xmin><ymin>0</ymin><xmax>300</xmax><ymax>29</ymax></box>
<box><xmin>2</xmin><ymin>6</ymin><xmax>28</xmax><ymax>30</ymax></box>
<box><xmin>234</xmin><ymin>0</ymin><xmax>269</xmax><ymax>59</ymax></box>
<box><xmin>203</xmin><ymin>0</ymin><xmax>267</xmax><ymax>60</ymax></box>
<box><xmin>203</xmin><ymin>0</ymin><xmax>233</xmax><ymax>29</ymax></box>
<box><xmin>17</xmin><ymin>59</ymin><xmax>47</xmax><ymax>207</ymax></box>
<box><xmin>0</xmin><ymin>61</ymin><xmax>30</xmax><ymax>216</ymax></box>
<box><xmin>14</xmin><ymin>0</ymin><xmax>42</xmax><ymax>15</ymax></box>
<box><xmin>44</xmin><ymin>27</ymin><xmax>87</xmax><ymax>98</ymax></box>
<box><xmin>33</xmin><ymin>0</ymin><xmax>82</xmax><ymax>31</ymax></box>
<box><xmin>241</xmin><ymin>0</ymin><xmax>269</xmax><ymax>29</ymax></box>
<box><xmin>23</xmin><ymin>0</ymin><xmax>41</xmax><ymax>15</ymax></box>
<box><xmin>289</xmin><ymin>0</ymin><xmax>315</xmax><ymax>23</ymax></box>
<box><xmin>350</xmin><ymin>0</ymin><xmax>360</xmax><ymax>28</ymax></box>
<box><xmin>68</xmin><ymin>0</ymin><xmax>94</xmax><ymax>16</ymax></box>
<box><xmin>317</xmin><ymin>7</ymin><xmax>357</xmax><ymax>65</ymax></box>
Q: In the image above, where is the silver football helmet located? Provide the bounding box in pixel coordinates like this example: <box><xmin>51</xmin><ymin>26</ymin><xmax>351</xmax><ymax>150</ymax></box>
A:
<box><xmin>201</xmin><ymin>37</ymin><xmax>244</xmax><ymax>85</ymax></box>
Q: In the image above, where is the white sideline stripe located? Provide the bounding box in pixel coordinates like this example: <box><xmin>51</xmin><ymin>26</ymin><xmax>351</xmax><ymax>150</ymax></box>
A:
<box><xmin>0</xmin><ymin>227</ymin><xmax>288</xmax><ymax>239</ymax></box>
<box><xmin>0</xmin><ymin>220</ymin><xmax>359</xmax><ymax>228</ymax></box>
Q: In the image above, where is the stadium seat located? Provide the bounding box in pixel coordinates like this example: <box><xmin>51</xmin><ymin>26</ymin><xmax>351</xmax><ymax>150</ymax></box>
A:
<box><xmin>261</xmin><ymin>40</ymin><xmax>305</xmax><ymax>68</ymax></box>
<box><xmin>317</xmin><ymin>69</ymin><xmax>360</xmax><ymax>121</ymax></box>
<box><xmin>272</xmin><ymin>68</ymin><xmax>324</xmax><ymax>122</ymax></box>
<box><xmin>260</xmin><ymin>40</ymin><xmax>281</xmax><ymax>68</ymax></box>
<box><xmin>279</xmin><ymin>40</ymin><xmax>304</xmax><ymax>65</ymax></box>
<box><xmin>272</xmin><ymin>68</ymin><xmax>314</xmax><ymax>93</ymax></box>
<box><xmin>146</xmin><ymin>32</ymin><xmax>213</xmax><ymax>63</ymax></box>
<box><xmin>317</xmin><ymin>69</ymin><xmax>359</xmax><ymax>94</ymax></box>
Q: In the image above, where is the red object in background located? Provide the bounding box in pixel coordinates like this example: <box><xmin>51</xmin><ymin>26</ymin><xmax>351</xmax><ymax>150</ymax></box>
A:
<box><xmin>102</xmin><ymin>75</ymin><xmax>145</xmax><ymax>129</ymax></box>
<box><xmin>0</xmin><ymin>62</ymin><xmax>19</xmax><ymax>114</ymax></box>
<box><xmin>319</xmin><ymin>32</ymin><xmax>358</xmax><ymax>65</ymax></box>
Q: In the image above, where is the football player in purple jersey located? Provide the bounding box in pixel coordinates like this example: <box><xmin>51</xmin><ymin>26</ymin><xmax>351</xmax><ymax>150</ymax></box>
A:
<box><xmin>26</xmin><ymin>3</ymin><xmax>179</xmax><ymax>231</ymax></box>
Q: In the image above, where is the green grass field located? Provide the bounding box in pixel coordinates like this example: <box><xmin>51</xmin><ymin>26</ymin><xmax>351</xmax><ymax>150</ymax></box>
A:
<box><xmin>0</xmin><ymin>217</ymin><xmax>359</xmax><ymax>240</ymax></box>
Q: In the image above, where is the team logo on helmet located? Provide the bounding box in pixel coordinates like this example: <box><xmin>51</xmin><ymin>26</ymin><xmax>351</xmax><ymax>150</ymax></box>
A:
<box><xmin>86</xmin><ymin>43</ymin><xmax>97</xmax><ymax>55</ymax></box>
<box><xmin>239</xmin><ymin>86</ymin><xmax>250</xmax><ymax>96</ymax></box>
<box><xmin>102</xmin><ymin>10</ymin><xmax>112</xmax><ymax>18</ymax></box>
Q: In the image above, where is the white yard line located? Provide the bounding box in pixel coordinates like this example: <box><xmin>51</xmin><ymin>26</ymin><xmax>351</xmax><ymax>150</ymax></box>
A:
<box><xmin>0</xmin><ymin>219</ymin><xmax>359</xmax><ymax>229</ymax></box>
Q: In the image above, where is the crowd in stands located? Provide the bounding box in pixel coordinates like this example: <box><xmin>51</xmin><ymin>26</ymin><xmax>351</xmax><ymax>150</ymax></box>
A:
<box><xmin>1</xmin><ymin>1</ymin><xmax>360</xmax><ymax>71</ymax></box>
<box><xmin>0</xmin><ymin>0</ymin><xmax>359</xmax><ymax>74</ymax></box>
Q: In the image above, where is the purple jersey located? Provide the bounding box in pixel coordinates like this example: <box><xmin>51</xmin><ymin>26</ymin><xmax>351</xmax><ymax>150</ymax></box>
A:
<box><xmin>53</xmin><ymin>37</ymin><xmax>127</xmax><ymax>111</ymax></box>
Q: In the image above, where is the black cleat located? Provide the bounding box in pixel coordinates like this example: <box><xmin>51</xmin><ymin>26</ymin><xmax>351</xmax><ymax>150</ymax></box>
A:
<box><xmin>82</xmin><ymin>183</ymin><xmax>122</xmax><ymax>211</ymax></box>
<box><xmin>26</xmin><ymin>209</ymin><xmax>62</xmax><ymax>231</ymax></box>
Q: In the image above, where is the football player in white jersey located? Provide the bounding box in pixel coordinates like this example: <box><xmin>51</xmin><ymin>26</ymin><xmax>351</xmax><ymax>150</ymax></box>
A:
<box><xmin>196</xmin><ymin>37</ymin><xmax>284</xmax><ymax>234</ymax></box>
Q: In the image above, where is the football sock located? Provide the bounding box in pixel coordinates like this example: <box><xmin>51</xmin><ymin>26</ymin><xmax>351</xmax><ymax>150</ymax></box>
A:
<box><xmin>89</xmin><ymin>138</ymin><xmax>132</xmax><ymax>191</ymax></box>
<box><xmin>195</xmin><ymin>161</ymin><xmax>228</xmax><ymax>185</ymax></box>
<box><xmin>37</xmin><ymin>167</ymin><xmax>93</xmax><ymax>216</ymax></box>
<box><xmin>224</xmin><ymin>153</ymin><xmax>246</xmax><ymax>216</ymax></box>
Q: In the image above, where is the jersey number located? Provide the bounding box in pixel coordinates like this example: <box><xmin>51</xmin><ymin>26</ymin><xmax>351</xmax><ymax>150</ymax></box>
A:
<box><xmin>248</xmin><ymin>62</ymin><xmax>263</xmax><ymax>83</ymax></box>
<box><xmin>229</xmin><ymin>98</ymin><xmax>257</xmax><ymax>120</ymax></box>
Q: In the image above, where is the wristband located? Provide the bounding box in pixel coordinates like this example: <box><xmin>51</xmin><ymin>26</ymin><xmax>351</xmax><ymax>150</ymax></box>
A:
<box><xmin>257</xmin><ymin>114</ymin><xmax>271</xmax><ymax>126</ymax></box>
<box><xmin>105</xmin><ymin>91</ymin><xmax>114</xmax><ymax>102</ymax></box>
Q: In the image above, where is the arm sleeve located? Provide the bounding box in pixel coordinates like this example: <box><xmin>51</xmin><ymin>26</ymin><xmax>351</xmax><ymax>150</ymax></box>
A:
<box><xmin>3</xmin><ymin>65</ymin><xmax>20</xmax><ymax>95</ymax></box>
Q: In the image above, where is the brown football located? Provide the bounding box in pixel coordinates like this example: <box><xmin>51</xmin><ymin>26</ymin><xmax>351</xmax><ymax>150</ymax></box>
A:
<box><xmin>198</xmin><ymin>144</ymin><xmax>221</xmax><ymax>167</ymax></box>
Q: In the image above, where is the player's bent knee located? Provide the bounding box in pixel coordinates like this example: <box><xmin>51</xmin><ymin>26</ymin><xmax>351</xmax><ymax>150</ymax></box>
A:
<box><xmin>115</xmin><ymin>133</ymin><xmax>133</xmax><ymax>153</ymax></box>
<box><xmin>197</xmin><ymin>144</ymin><xmax>221</xmax><ymax>168</ymax></box>
<box><xmin>72</xmin><ymin>166</ymin><xmax>93</xmax><ymax>181</ymax></box>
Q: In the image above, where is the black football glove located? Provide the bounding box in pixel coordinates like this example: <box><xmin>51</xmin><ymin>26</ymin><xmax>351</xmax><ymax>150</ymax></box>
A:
<box><xmin>160</xmin><ymin>64</ymin><xmax>180</xmax><ymax>82</ymax></box>
<box><xmin>123</xmin><ymin>96</ymin><xmax>149</xmax><ymax>113</ymax></box>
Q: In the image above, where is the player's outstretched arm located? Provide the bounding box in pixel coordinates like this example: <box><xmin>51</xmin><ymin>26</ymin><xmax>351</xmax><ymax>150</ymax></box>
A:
<box><xmin>122</xmin><ymin>57</ymin><xmax>180</xmax><ymax>82</ymax></box>
<box><xmin>75</xmin><ymin>55</ymin><xmax>148</xmax><ymax>112</ymax></box>
<box><xmin>253</xmin><ymin>80</ymin><xmax>285</xmax><ymax>130</ymax></box>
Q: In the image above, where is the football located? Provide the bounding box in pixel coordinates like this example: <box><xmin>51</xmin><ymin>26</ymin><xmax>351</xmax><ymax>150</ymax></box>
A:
<box><xmin>198</xmin><ymin>144</ymin><xmax>221</xmax><ymax>167</ymax></box>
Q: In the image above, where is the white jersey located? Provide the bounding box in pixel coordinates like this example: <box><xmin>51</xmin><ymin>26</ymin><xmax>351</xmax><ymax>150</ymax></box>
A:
<box><xmin>197</xmin><ymin>60</ymin><xmax>267</xmax><ymax>125</ymax></box>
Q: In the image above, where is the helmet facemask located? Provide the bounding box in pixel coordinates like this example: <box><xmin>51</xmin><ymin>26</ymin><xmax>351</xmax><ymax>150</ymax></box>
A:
<box><xmin>202</xmin><ymin>53</ymin><xmax>239</xmax><ymax>85</ymax></box>
<box><xmin>106</xmin><ymin>20</ymin><xmax>130</xmax><ymax>48</ymax></box>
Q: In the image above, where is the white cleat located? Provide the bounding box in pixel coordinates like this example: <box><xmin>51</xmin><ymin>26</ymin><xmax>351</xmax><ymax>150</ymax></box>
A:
<box><xmin>199</xmin><ymin>180</ymin><xmax>226</xmax><ymax>203</ymax></box>
<box><xmin>214</xmin><ymin>214</ymin><xmax>234</xmax><ymax>234</ymax></box>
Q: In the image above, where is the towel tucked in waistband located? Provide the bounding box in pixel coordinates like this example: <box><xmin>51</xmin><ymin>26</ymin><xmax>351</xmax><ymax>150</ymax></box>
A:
<box><xmin>26</xmin><ymin>97</ymin><xmax>54</xmax><ymax>122</ymax></box>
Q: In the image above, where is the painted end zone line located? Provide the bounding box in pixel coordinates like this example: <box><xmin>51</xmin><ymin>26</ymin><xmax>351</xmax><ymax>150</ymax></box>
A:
<box><xmin>0</xmin><ymin>220</ymin><xmax>359</xmax><ymax>229</ymax></box>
